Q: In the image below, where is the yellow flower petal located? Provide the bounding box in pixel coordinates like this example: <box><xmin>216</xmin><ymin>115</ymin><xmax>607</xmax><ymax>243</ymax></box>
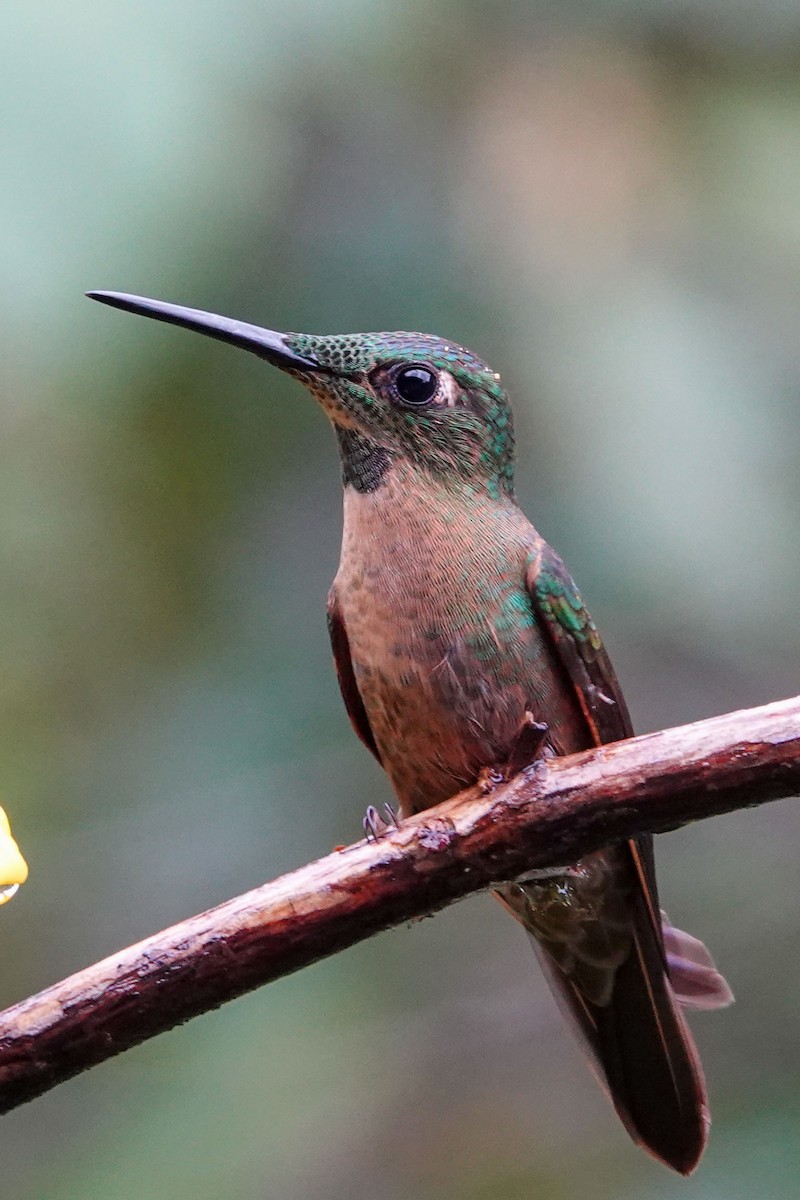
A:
<box><xmin>0</xmin><ymin>807</ymin><xmax>28</xmax><ymax>901</ymax></box>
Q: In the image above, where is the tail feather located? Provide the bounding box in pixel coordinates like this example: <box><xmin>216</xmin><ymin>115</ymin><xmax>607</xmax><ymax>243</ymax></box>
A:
<box><xmin>498</xmin><ymin>838</ymin><xmax>725</xmax><ymax>1175</ymax></box>
<box><xmin>529</xmin><ymin>917</ymin><xmax>709</xmax><ymax>1174</ymax></box>
<box><xmin>662</xmin><ymin>913</ymin><xmax>734</xmax><ymax>1011</ymax></box>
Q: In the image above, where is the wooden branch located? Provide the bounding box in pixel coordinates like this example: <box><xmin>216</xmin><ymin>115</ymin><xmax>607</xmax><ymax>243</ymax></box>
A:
<box><xmin>1</xmin><ymin>693</ymin><xmax>798</xmax><ymax>1115</ymax></box>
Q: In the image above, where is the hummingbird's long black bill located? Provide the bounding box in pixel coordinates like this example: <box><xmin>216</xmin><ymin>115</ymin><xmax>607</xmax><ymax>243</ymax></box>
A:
<box><xmin>86</xmin><ymin>291</ymin><xmax>322</xmax><ymax>371</ymax></box>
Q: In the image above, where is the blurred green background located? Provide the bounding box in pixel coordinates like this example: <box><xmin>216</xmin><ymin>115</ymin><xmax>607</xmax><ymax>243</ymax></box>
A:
<box><xmin>2</xmin><ymin>2</ymin><xmax>800</xmax><ymax>1197</ymax></box>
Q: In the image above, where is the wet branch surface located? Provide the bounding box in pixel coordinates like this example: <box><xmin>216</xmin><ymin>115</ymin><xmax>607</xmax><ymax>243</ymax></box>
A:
<box><xmin>1</xmin><ymin>693</ymin><xmax>799</xmax><ymax>1115</ymax></box>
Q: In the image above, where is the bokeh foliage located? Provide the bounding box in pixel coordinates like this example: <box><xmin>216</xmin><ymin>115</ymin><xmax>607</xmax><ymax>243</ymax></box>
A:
<box><xmin>2</xmin><ymin>2</ymin><xmax>800</xmax><ymax>1196</ymax></box>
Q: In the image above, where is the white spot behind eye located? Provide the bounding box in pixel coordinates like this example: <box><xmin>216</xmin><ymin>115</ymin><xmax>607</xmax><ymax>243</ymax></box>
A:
<box><xmin>439</xmin><ymin>372</ymin><xmax>460</xmax><ymax>408</ymax></box>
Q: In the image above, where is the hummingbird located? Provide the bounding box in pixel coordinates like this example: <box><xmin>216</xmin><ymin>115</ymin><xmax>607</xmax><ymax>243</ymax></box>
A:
<box><xmin>87</xmin><ymin>290</ymin><xmax>732</xmax><ymax>1173</ymax></box>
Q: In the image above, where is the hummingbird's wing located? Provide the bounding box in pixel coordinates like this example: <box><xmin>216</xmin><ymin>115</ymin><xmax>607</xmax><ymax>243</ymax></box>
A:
<box><xmin>519</xmin><ymin>543</ymin><xmax>712</xmax><ymax>1174</ymax></box>
<box><xmin>326</xmin><ymin>587</ymin><xmax>383</xmax><ymax>764</ymax></box>
<box><xmin>526</xmin><ymin>543</ymin><xmax>634</xmax><ymax>744</ymax></box>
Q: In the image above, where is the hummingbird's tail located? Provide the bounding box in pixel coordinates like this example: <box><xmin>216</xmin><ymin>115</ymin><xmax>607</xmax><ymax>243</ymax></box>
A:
<box><xmin>661</xmin><ymin>913</ymin><xmax>733</xmax><ymax>1011</ymax></box>
<box><xmin>495</xmin><ymin>838</ymin><xmax>731</xmax><ymax>1175</ymax></box>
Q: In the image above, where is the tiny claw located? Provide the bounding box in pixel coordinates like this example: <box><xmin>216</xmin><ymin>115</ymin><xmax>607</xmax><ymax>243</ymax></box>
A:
<box><xmin>384</xmin><ymin>802</ymin><xmax>399</xmax><ymax>827</ymax></box>
<box><xmin>362</xmin><ymin>803</ymin><xmax>399</xmax><ymax>841</ymax></box>
<box><xmin>477</xmin><ymin>766</ymin><xmax>505</xmax><ymax>795</ymax></box>
<box><xmin>522</xmin><ymin>756</ymin><xmax>551</xmax><ymax>783</ymax></box>
<box><xmin>362</xmin><ymin>805</ymin><xmax>380</xmax><ymax>840</ymax></box>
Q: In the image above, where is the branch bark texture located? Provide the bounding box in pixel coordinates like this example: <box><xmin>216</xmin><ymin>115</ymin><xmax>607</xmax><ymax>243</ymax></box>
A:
<box><xmin>1</xmin><ymin>693</ymin><xmax>798</xmax><ymax>1115</ymax></box>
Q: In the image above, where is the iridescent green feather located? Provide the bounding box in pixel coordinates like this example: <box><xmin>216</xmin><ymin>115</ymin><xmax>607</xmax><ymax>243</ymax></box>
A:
<box><xmin>526</xmin><ymin>543</ymin><xmax>633</xmax><ymax>743</ymax></box>
<box><xmin>534</xmin><ymin>562</ymin><xmax>603</xmax><ymax>652</ymax></box>
<box><xmin>285</xmin><ymin>330</ymin><xmax>516</xmax><ymax>498</ymax></box>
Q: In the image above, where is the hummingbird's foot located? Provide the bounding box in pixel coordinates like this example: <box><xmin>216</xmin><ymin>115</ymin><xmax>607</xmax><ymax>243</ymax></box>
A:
<box><xmin>504</xmin><ymin>712</ymin><xmax>549</xmax><ymax>778</ymax></box>
<box><xmin>362</xmin><ymin>802</ymin><xmax>399</xmax><ymax>841</ymax></box>
<box><xmin>477</xmin><ymin>714</ymin><xmax>549</xmax><ymax>794</ymax></box>
<box><xmin>477</xmin><ymin>766</ymin><xmax>506</xmax><ymax>794</ymax></box>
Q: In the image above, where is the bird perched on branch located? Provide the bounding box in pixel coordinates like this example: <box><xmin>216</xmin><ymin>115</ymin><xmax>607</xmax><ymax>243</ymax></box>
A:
<box><xmin>88</xmin><ymin>289</ymin><xmax>732</xmax><ymax>1174</ymax></box>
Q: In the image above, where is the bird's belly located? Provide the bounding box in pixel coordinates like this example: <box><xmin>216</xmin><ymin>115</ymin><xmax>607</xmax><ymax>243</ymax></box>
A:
<box><xmin>339</xmin><ymin>581</ymin><xmax>579</xmax><ymax>815</ymax></box>
<box><xmin>355</xmin><ymin>647</ymin><xmax>521</xmax><ymax>813</ymax></box>
<box><xmin>335</xmin><ymin>482</ymin><xmax>588</xmax><ymax>812</ymax></box>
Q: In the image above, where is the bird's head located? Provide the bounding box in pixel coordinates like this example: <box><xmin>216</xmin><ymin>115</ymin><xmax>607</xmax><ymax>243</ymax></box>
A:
<box><xmin>87</xmin><ymin>293</ymin><xmax>516</xmax><ymax>499</ymax></box>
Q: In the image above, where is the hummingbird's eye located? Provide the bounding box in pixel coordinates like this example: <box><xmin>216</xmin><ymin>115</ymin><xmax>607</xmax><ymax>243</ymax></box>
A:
<box><xmin>391</xmin><ymin>364</ymin><xmax>440</xmax><ymax>408</ymax></box>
